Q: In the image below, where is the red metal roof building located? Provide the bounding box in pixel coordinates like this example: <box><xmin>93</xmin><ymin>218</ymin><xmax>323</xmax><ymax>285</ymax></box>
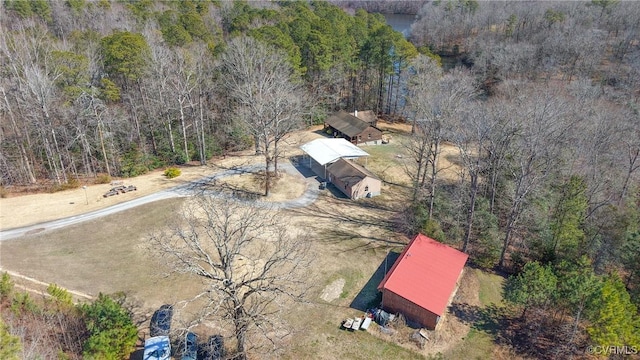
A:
<box><xmin>377</xmin><ymin>234</ymin><xmax>468</xmax><ymax>329</ymax></box>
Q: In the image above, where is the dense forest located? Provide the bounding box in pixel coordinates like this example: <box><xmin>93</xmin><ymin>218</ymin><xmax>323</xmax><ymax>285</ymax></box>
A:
<box><xmin>1</xmin><ymin>0</ymin><xmax>640</xmax><ymax>358</ymax></box>
<box><xmin>0</xmin><ymin>0</ymin><xmax>418</xmax><ymax>187</ymax></box>
<box><xmin>403</xmin><ymin>1</ymin><xmax>640</xmax><ymax>356</ymax></box>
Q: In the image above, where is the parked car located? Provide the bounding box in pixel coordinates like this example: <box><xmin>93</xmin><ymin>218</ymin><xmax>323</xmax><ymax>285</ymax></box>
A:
<box><xmin>111</xmin><ymin>185</ymin><xmax>126</xmax><ymax>193</ymax></box>
<box><xmin>143</xmin><ymin>336</ymin><xmax>171</xmax><ymax>360</ymax></box>
<box><xmin>122</xmin><ymin>185</ymin><xmax>137</xmax><ymax>193</ymax></box>
<box><xmin>103</xmin><ymin>189</ymin><xmax>119</xmax><ymax>198</ymax></box>
<box><xmin>181</xmin><ymin>332</ymin><xmax>198</xmax><ymax>360</ymax></box>
<box><xmin>199</xmin><ymin>335</ymin><xmax>224</xmax><ymax>360</ymax></box>
<box><xmin>149</xmin><ymin>304</ymin><xmax>173</xmax><ymax>337</ymax></box>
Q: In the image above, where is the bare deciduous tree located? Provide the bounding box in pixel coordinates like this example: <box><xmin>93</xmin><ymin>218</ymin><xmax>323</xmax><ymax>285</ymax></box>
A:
<box><xmin>148</xmin><ymin>196</ymin><xmax>311</xmax><ymax>360</ymax></box>
<box><xmin>219</xmin><ymin>36</ymin><xmax>309</xmax><ymax>196</ymax></box>
<box><xmin>449</xmin><ymin>102</ymin><xmax>492</xmax><ymax>252</ymax></box>
<box><xmin>497</xmin><ymin>83</ymin><xmax>572</xmax><ymax>269</ymax></box>
<box><xmin>404</xmin><ymin>55</ymin><xmax>477</xmax><ymax>218</ymax></box>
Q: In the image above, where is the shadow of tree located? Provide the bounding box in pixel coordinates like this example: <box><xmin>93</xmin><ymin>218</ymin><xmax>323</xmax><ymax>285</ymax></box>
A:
<box><xmin>349</xmin><ymin>252</ymin><xmax>400</xmax><ymax>312</ymax></box>
<box><xmin>289</xmin><ymin>200</ymin><xmax>397</xmax><ymax>230</ymax></box>
<box><xmin>450</xmin><ymin>303</ymin><xmax>511</xmax><ymax>340</ymax></box>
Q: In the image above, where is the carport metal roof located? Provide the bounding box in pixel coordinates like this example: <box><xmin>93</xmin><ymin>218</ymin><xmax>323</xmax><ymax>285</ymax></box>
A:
<box><xmin>300</xmin><ymin>138</ymin><xmax>369</xmax><ymax>166</ymax></box>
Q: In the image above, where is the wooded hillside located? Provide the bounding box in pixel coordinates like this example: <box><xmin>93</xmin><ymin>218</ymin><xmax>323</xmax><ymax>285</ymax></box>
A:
<box><xmin>0</xmin><ymin>0</ymin><xmax>417</xmax><ymax>186</ymax></box>
<box><xmin>400</xmin><ymin>1</ymin><xmax>640</xmax><ymax>356</ymax></box>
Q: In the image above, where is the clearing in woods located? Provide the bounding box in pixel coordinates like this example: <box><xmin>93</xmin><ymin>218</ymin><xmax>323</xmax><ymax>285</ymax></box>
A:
<box><xmin>0</xmin><ymin>122</ymin><xmax>505</xmax><ymax>359</ymax></box>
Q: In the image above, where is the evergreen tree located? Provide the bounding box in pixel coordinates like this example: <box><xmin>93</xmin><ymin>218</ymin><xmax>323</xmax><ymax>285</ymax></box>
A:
<box><xmin>80</xmin><ymin>293</ymin><xmax>137</xmax><ymax>360</ymax></box>
<box><xmin>554</xmin><ymin>257</ymin><xmax>601</xmax><ymax>344</ymax></box>
<box><xmin>0</xmin><ymin>316</ymin><xmax>21</xmax><ymax>360</ymax></box>
<box><xmin>547</xmin><ymin>176</ymin><xmax>588</xmax><ymax>262</ymax></box>
<box><xmin>504</xmin><ymin>261</ymin><xmax>557</xmax><ymax>317</ymax></box>
<box><xmin>587</xmin><ymin>275</ymin><xmax>640</xmax><ymax>349</ymax></box>
<box><xmin>100</xmin><ymin>31</ymin><xmax>151</xmax><ymax>84</ymax></box>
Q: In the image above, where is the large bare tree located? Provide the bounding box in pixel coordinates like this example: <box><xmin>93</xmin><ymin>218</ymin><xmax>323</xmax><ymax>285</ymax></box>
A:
<box><xmin>496</xmin><ymin>83</ymin><xmax>572</xmax><ymax>269</ymax></box>
<box><xmin>148</xmin><ymin>196</ymin><xmax>311</xmax><ymax>360</ymax></box>
<box><xmin>219</xmin><ymin>36</ymin><xmax>309</xmax><ymax>196</ymax></box>
<box><xmin>404</xmin><ymin>55</ymin><xmax>477</xmax><ymax>218</ymax></box>
<box><xmin>449</xmin><ymin>102</ymin><xmax>492</xmax><ymax>253</ymax></box>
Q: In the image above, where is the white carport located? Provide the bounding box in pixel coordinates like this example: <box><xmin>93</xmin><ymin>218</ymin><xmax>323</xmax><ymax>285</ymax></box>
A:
<box><xmin>300</xmin><ymin>138</ymin><xmax>369</xmax><ymax>179</ymax></box>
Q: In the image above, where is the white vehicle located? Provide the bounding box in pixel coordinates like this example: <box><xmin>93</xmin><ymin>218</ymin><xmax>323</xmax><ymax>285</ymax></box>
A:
<box><xmin>144</xmin><ymin>336</ymin><xmax>171</xmax><ymax>360</ymax></box>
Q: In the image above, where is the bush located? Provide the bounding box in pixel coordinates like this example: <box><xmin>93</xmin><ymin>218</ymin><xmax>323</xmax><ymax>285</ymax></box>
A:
<box><xmin>164</xmin><ymin>167</ymin><xmax>181</xmax><ymax>179</ymax></box>
<box><xmin>173</xmin><ymin>152</ymin><xmax>188</xmax><ymax>165</ymax></box>
<box><xmin>422</xmin><ymin>219</ymin><xmax>446</xmax><ymax>243</ymax></box>
<box><xmin>0</xmin><ymin>186</ymin><xmax>7</xmax><ymax>198</ymax></box>
<box><xmin>95</xmin><ymin>174</ymin><xmax>112</xmax><ymax>184</ymax></box>
<box><xmin>11</xmin><ymin>292</ymin><xmax>39</xmax><ymax>315</ymax></box>
<box><xmin>47</xmin><ymin>284</ymin><xmax>73</xmax><ymax>307</ymax></box>
<box><xmin>50</xmin><ymin>177</ymin><xmax>81</xmax><ymax>193</ymax></box>
<box><xmin>473</xmin><ymin>235</ymin><xmax>502</xmax><ymax>269</ymax></box>
<box><xmin>120</xmin><ymin>146</ymin><xmax>152</xmax><ymax>177</ymax></box>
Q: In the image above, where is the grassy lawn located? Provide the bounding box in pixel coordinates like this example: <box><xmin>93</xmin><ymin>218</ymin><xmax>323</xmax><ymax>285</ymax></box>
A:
<box><xmin>283</xmin><ymin>310</ymin><xmax>426</xmax><ymax>360</ymax></box>
<box><xmin>441</xmin><ymin>269</ymin><xmax>506</xmax><ymax>360</ymax></box>
<box><xmin>358</xmin><ymin>141</ymin><xmax>410</xmax><ymax>186</ymax></box>
<box><xmin>477</xmin><ymin>270</ymin><xmax>505</xmax><ymax>307</ymax></box>
<box><xmin>444</xmin><ymin>328</ymin><xmax>495</xmax><ymax>360</ymax></box>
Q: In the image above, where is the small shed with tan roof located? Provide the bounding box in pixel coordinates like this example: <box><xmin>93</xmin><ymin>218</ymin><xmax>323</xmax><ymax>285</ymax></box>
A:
<box><xmin>326</xmin><ymin>158</ymin><xmax>381</xmax><ymax>199</ymax></box>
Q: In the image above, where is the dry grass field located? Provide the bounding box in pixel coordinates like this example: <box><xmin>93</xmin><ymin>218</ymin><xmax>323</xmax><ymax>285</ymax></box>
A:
<box><xmin>0</xmin><ymin>123</ymin><xmax>507</xmax><ymax>359</ymax></box>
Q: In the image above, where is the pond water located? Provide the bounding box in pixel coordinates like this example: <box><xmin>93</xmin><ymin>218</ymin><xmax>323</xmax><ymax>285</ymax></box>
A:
<box><xmin>382</xmin><ymin>13</ymin><xmax>418</xmax><ymax>38</ymax></box>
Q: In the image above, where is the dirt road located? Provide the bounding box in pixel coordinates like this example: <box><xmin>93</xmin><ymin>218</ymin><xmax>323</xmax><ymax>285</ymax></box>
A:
<box><xmin>0</xmin><ymin>163</ymin><xmax>320</xmax><ymax>241</ymax></box>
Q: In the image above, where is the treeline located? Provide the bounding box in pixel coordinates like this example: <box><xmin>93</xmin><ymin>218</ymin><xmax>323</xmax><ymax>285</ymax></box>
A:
<box><xmin>411</xmin><ymin>0</ymin><xmax>640</xmax><ymax>92</ymax></box>
<box><xmin>399</xmin><ymin>1</ymin><xmax>639</xmax><ymax>356</ymax></box>
<box><xmin>0</xmin><ymin>0</ymin><xmax>418</xmax><ymax>187</ymax></box>
<box><xmin>0</xmin><ymin>272</ymin><xmax>138</xmax><ymax>359</ymax></box>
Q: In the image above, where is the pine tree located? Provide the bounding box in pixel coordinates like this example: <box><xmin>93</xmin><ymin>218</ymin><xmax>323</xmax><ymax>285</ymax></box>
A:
<box><xmin>587</xmin><ymin>275</ymin><xmax>640</xmax><ymax>349</ymax></box>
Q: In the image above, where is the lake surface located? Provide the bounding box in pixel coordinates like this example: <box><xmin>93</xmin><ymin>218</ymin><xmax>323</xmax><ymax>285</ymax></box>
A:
<box><xmin>382</xmin><ymin>13</ymin><xmax>418</xmax><ymax>38</ymax></box>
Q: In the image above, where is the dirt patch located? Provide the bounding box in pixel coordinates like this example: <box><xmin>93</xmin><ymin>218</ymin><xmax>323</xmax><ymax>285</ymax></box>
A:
<box><xmin>320</xmin><ymin>278</ymin><xmax>345</xmax><ymax>302</ymax></box>
<box><xmin>0</xmin><ymin>156</ymin><xmax>251</xmax><ymax>230</ymax></box>
<box><xmin>0</xmin><ymin>143</ymin><xmax>312</xmax><ymax>230</ymax></box>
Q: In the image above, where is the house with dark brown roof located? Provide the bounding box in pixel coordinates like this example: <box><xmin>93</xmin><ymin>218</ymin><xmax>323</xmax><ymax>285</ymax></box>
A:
<box><xmin>325</xmin><ymin>111</ymin><xmax>383</xmax><ymax>145</ymax></box>
<box><xmin>326</xmin><ymin>158</ymin><xmax>381</xmax><ymax>199</ymax></box>
<box><xmin>378</xmin><ymin>234</ymin><xmax>468</xmax><ymax>330</ymax></box>
<box><xmin>350</xmin><ymin>110</ymin><xmax>378</xmax><ymax>127</ymax></box>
